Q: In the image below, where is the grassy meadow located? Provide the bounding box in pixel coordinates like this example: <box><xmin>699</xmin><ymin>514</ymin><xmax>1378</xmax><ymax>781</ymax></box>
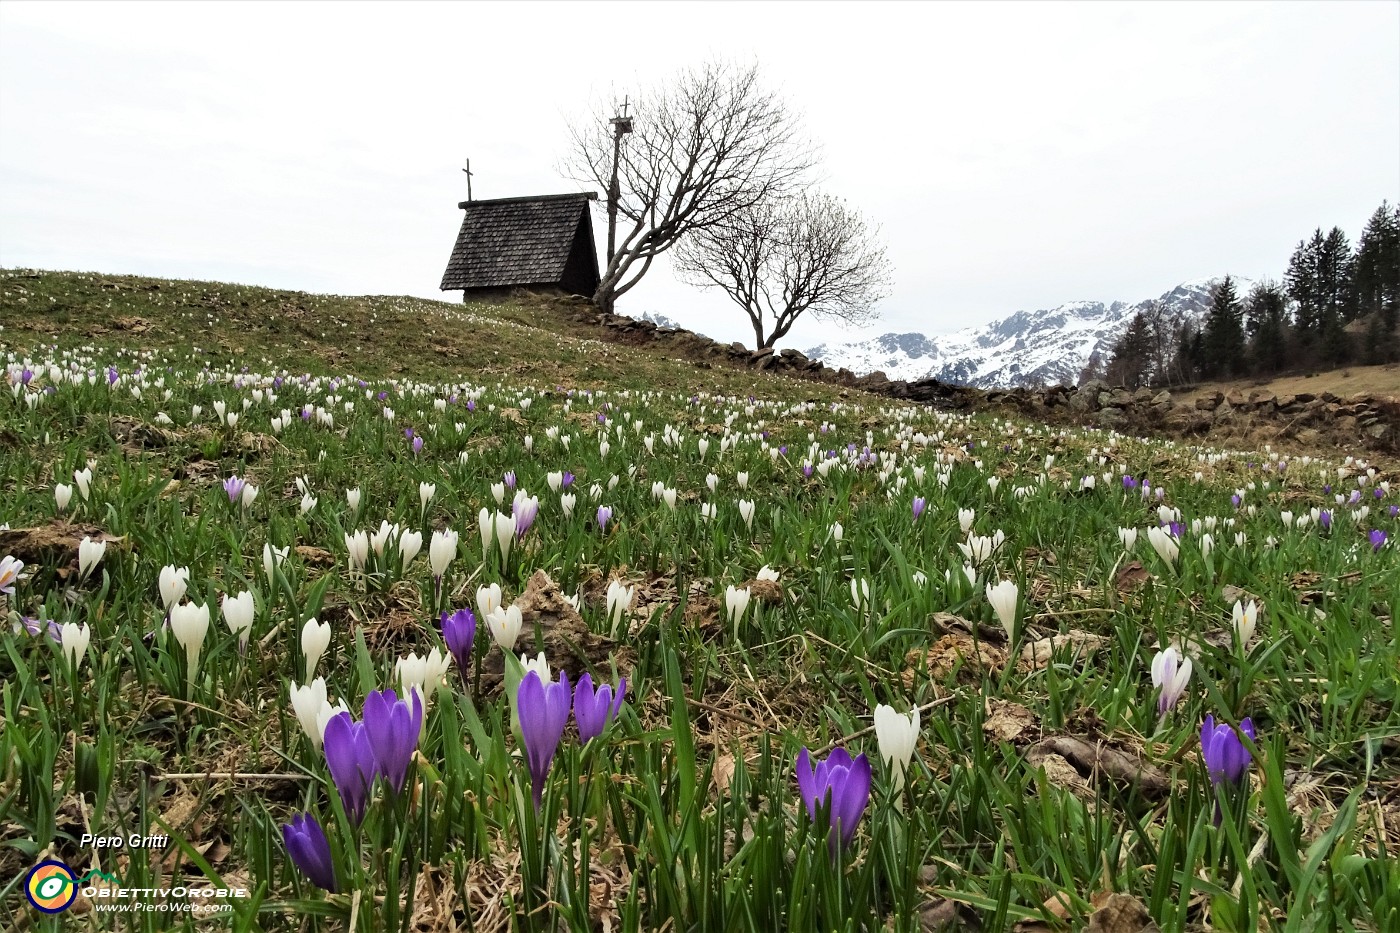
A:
<box><xmin>1</xmin><ymin>268</ymin><xmax>1397</xmax><ymax>932</ymax></box>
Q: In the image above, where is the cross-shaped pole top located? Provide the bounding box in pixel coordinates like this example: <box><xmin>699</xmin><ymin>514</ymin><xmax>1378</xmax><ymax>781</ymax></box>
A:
<box><xmin>462</xmin><ymin>157</ymin><xmax>473</xmax><ymax>201</ymax></box>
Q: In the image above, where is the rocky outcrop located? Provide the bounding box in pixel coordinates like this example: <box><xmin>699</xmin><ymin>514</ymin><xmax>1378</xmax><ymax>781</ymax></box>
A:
<box><xmin>565</xmin><ymin>303</ymin><xmax>1399</xmax><ymax>453</ymax></box>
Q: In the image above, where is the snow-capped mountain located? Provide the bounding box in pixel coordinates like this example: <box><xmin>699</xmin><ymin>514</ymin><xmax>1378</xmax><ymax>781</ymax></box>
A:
<box><xmin>634</xmin><ymin>311</ymin><xmax>689</xmax><ymax>331</ymax></box>
<box><xmin>805</xmin><ymin>278</ymin><xmax>1244</xmax><ymax>388</ymax></box>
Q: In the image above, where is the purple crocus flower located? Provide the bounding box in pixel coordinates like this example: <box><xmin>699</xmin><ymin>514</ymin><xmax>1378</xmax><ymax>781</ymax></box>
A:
<box><xmin>466</xmin><ymin>399</ymin><xmax>476</xmax><ymax>412</ymax></box>
<box><xmin>107</xmin><ymin>367</ymin><xmax>119</xmax><ymax>386</ymax></box>
<box><xmin>803</xmin><ymin>463</ymin><xmax>814</xmax><ymax>478</ymax></box>
<box><xmin>21</xmin><ymin>616</ymin><xmax>63</xmax><ymax>644</ymax></box>
<box><xmin>561</xmin><ymin>471</ymin><xmax>575</xmax><ymax>488</ymax></box>
<box><xmin>1319</xmin><ymin>510</ymin><xmax>1332</xmax><ymax>531</ymax></box>
<box><xmin>1200</xmin><ymin>715</ymin><xmax>1256</xmax><ymax>787</ymax></box>
<box><xmin>911</xmin><ymin>497</ymin><xmax>926</xmax><ymax>520</ymax></box>
<box><xmin>517</xmin><ymin>669</ymin><xmax>572</xmax><ymax>809</ymax></box>
<box><xmin>1375</xmin><ymin>488</ymin><xmax>1385</xmax><ymax>499</ymax></box>
<box><xmin>282</xmin><ymin>813</ymin><xmax>338</xmax><ymax>892</ymax></box>
<box><xmin>1349</xmin><ymin>490</ymin><xmax>1362</xmax><ymax>506</ymax></box>
<box><xmin>1168</xmin><ymin>521</ymin><xmax>1184</xmax><ymax>538</ymax></box>
<box><xmin>412</xmin><ymin>436</ymin><xmax>424</xmax><ymax>456</ymax></box>
<box><xmin>1371</xmin><ymin>529</ymin><xmax>1388</xmax><ymax>552</ymax></box>
<box><xmin>794</xmin><ymin>747</ymin><xmax>872</xmax><ymax>858</ymax></box>
<box><xmin>573</xmin><ymin>674</ymin><xmax>627</xmax><ymax>743</ymax></box>
<box><xmin>1231</xmin><ymin>494</ymin><xmax>1241</xmax><ymax>509</ymax></box>
<box><xmin>503</xmin><ymin>471</ymin><xmax>517</xmax><ymax>490</ymax></box>
<box><xmin>1123</xmin><ymin>475</ymin><xmax>1138</xmax><ymax>490</ymax></box>
<box><xmin>362</xmin><ymin>688</ymin><xmax>424</xmax><ymax>795</ymax></box>
<box><xmin>223</xmin><ymin>475</ymin><xmax>247</xmax><ymax>503</ymax></box>
<box><xmin>513</xmin><ymin>496</ymin><xmax>539</xmax><ymax>538</ymax></box>
<box><xmin>440</xmin><ymin>608</ymin><xmax>476</xmax><ymax>671</ymax></box>
<box><xmin>20</xmin><ymin>367</ymin><xmax>33</xmax><ymax>385</ymax></box>
<box><xmin>1323</xmin><ymin>484</ymin><xmax>1332</xmax><ymax>495</ymax></box>
<box><xmin>323</xmin><ymin>712</ymin><xmax>377</xmax><ymax>824</ymax></box>
<box><xmin>1389</xmin><ymin>505</ymin><xmax>1398</xmax><ymax>518</ymax></box>
<box><xmin>596</xmin><ymin>505</ymin><xmax>613</xmax><ymax>533</ymax></box>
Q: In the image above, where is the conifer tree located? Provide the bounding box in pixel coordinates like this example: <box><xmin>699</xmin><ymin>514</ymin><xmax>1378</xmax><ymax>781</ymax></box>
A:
<box><xmin>1105</xmin><ymin>312</ymin><xmax>1153</xmax><ymax>388</ymax></box>
<box><xmin>1201</xmin><ymin>276</ymin><xmax>1246</xmax><ymax>378</ymax></box>
<box><xmin>1352</xmin><ymin>201</ymin><xmax>1400</xmax><ymax>334</ymax></box>
<box><xmin>1244</xmin><ymin>280</ymin><xmax>1288</xmax><ymax>374</ymax></box>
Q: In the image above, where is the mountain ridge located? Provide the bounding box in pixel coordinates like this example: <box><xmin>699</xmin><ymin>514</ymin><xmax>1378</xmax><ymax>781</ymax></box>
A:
<box><xmin>804</xmin><ymin>277</ymin><xmax>1245</xmax><ymax>389</ymax></box>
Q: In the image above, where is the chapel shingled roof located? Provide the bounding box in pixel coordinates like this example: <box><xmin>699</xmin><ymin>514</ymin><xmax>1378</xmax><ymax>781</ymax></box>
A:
<box><xmin>439</xmin><ymin>192</ymin><xmax>598</xmax><ymax>291</ymax></box>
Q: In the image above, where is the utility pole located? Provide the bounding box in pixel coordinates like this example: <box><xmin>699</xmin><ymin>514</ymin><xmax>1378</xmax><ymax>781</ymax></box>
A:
<box><xmin>462</xmin><ymin>158</ymin><xmax>474</xmax><ymax>201</ymax></box>
<box><xmin>606</xmin><ymin>97</ymin><xmax>633</xmax><ymax>264</ymax></box>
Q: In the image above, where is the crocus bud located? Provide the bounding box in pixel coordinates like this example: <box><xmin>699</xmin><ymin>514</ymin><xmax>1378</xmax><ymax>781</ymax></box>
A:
<box><xmin>222</xmin><ymin>591</ymin><xmax>255</xmax><ymax>649</ymax></box>
<box><xmin>290</xmin><ymin>678</ymin><xmax>329</xmax><ymax>748</ymax></box>
<box><xmin>170</xmin><ymin>601</ymin><xmax>211</xmax><ymax>691</ymax></box>
<box><xmin>725</xmin><ymin>585</ymin><xmax>751</xmax><ymax>629</ymax></box>
<box><xmin>301</xmin><ymin>617</ymin><xmax>331</xmax><ymax>683</ymax></box>
<box><xmin>430</xmin><ymin>528</ymin><xmax>458</xmax><ymax>579</ymax></box>
<box><xmin>61</xmin><ymin>621</ymin><xmax>92</xmax><ymax>671</ymax></box>
<box><xmin>985</xmin><ymin>579</ymin><xmax>1019</xmax><ymax>642</ymax></box>
<box><xmin>398</xmin><ymin>529</ymin><xmax>423</xmax><ymax>569</ymax></box>
<box><xmin>344</xmin><ymin>530</ymin><xmax>369</xmax><ymax>574</ymax></box>
<box><xmin>55</xmin><ymin>483</ymin><xmax>74</xmax><ymax>512</ymax></box>
<box><xmin>873</xmin><ymin>703</ymin><xmax>920</xmax><ymax>794</ymax></box>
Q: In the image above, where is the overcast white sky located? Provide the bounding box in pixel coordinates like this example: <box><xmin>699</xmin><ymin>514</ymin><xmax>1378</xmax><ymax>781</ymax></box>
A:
<box><xmin>2</xmin><ymin>1</ymin><xmax>1397</xmax><ymax>349</ymax></box>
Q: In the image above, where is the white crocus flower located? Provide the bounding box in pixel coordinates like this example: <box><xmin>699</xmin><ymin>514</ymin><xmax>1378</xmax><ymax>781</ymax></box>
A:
<box><xmin>958</xmin><ymin>508</ymin><xmax>975</xmax><ymax>534</ymax></box>
<box><xmin>429</xmin><ymin>528</ymin><xmax>458</xmax><ymax>579</ymax></box>
<box><xmin>170</xmin><ymin>601</ymin><xmax>211</xmax><ymax>692</ymax></box>
<box><xmin>477</xmin><ymin>583</ymin><xmax>503</xmax><ymax>620</ymax></box>
<box><xmin>1232</xmin><ymin>599</ymin><xmax>1258</xmax><ymax>650</ymax></box>
<box><xmin>159</xmin><ymin>565</ymin><xmax>190</xmax><ymax>612</ymax></box>
<box><xmin>985</xmin><ymin>579</ymin><xmax>1019</xmax><ymax>642</ymax></box>
<box><xmin>605</xmin><ymin>580</ymin><xmax>635</xmax><ymax>635</ymax></box>
<box><xmin>290</xmin><ymin>678</ymin><xmax>329</xmax><ymax>748</ymax></box>
<box><xmin>55</xmin><ymin>483</ymin><xmax>74</xmax><ymax>512</ymax></box>
<box><xmin>1150</xmin><ymin>647</ymin><xmax>1192</xmax><ymax>716</ymax></box>
<box><xmin>300</xmin><ymin>617</ymin><xmax>331</xmax><ymax>683</ymax></box>
<box><xmin>1146</xmin><ymin>526</ymin><xmax>1179</xmax><ymax>566</ymax></box>
<box><xmin>520</xmin><ymin>651</ymin><xmax>551</xmax><ymax>682</ymax></box>
<box><xmin>756</xmin><ymin>565</ymin><xmax>780</xmax><ymax>582</ymax></box>
<box><xmin>77</xmin><ymin>536</ymin><xmax>106</xmax><ymax>581</ymax></box>
<box><xmin>725</xmin><ymin>585</ymin><xmax>751</xmax><ymax>629</ymax></box>
<box><xmin>221</xmin><ymin>590</ymin><xmax>255</xmax><ymax>649</ymax></box>
<box><xmin>1118</xmin><ymin>527</ymin><xmax>1137</xmax><ymax>551</ymax></box>
<box><xmin>398</xmin><ymin>529</ymin><xmax>423</xmax><ymax>570</ymax></box>
<box><xmin>874</xmin><ymin>703</ymin><xmax>921</xmax><ymax>794</ymax></box>
<box><xmin>61</xmin><ymin>621</ymin><xmax>92</xmax><ymax>672</ymax></box>
<box><xmin>345</xmin><ymin>530</ymin><xmax>370</xmax><ymax>575</ymax></box>
<box><xmin>486</xmin><ymin>605</ymin><xmax>523</xmax><ymax>651</ymax></box>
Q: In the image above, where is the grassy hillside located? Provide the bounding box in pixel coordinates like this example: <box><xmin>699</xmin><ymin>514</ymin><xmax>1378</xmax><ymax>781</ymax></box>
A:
<box><xmin>0</xmin><ymin>268</ymin><xmax>840</xmax><ymax>399</ymax></box>
<box><xmin>0</xmin><ymin>268</ymin><xmax>1397</xmax><ymax>932</ymax></box>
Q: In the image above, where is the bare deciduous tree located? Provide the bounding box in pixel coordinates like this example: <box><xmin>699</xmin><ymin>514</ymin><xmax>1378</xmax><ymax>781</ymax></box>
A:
<box><xmin>563</xmin><ymin>60</ymin><xmax>813</xmax><ymax>314</ymax></box>
<box><xmin>673</xmin><ymin>193</ymin><xmax>892</xmax><ymax>349</ymax></box>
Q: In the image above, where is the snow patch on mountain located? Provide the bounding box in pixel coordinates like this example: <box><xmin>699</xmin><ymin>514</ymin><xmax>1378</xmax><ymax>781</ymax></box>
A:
<box><xmin>805</xmin><ymin>278</ymin><xmax>1245</xmax><ymax>389</ymax></box>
